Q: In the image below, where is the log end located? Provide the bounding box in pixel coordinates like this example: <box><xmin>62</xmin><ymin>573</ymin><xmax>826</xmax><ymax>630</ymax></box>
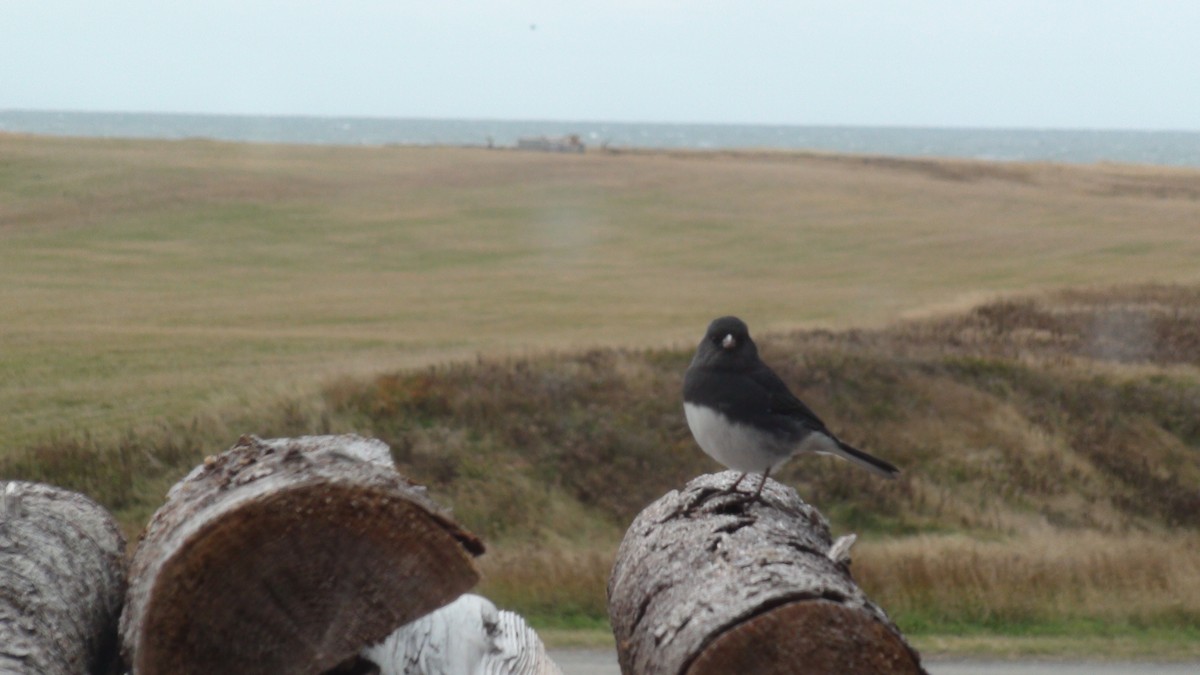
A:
<box><xmin>125</xmin><ymin>435</ymin><xmax>483</xmax><ymax>675</ymax></box>
<box><xmin>685</xmin><ymin>599</ymin><xmax>924</xmax><ymax>675</ymax></box>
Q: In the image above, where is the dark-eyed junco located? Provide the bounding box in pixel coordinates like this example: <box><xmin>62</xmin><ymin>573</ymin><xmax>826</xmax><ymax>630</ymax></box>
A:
<box><xmin>683</xmin><ymin>316</ymin><xmax>899</xmax><ymax>499</ymax></box>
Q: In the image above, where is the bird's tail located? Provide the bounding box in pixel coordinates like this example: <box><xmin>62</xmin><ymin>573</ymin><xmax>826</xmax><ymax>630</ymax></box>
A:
<box><xmin>834</xmin><ymin>440</ymin><xmax>900</xmax><ymax>478</ymax></box>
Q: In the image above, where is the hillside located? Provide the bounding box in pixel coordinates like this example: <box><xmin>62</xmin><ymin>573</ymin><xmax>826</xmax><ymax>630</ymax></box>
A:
<box><xmin>6</xmin><ymin>284</ymin><xmax>1199</xmax><ymax>645</ymax></box>
<box><xmin>4</xmin><ymin>134</ymin><xmax>1200</xmax><ymax>454</ymax></box>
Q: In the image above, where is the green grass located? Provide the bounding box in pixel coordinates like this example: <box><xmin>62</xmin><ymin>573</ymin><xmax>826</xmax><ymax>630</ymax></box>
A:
<box><xmin>541</xmin><ymin>618</ymin><xmax>1200</xmax><ymax>659</ymax></box>
<box><xmin>535</xmin><ymin>619</ymin><xmax>1200</xmax><ymax>658</ymax></box>
<box><xmin>911</xmin><ymin>625</ymin><xmax>1200</xmax><ymax>661</ymax></box>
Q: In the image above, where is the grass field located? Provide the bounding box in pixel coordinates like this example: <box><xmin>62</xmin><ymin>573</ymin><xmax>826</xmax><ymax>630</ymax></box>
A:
<box><xmin>4</xmin><ymin>133</ymin><xmax>1200</xmax><ymax>452</ymax></box>
<box><xmin>3</xmin><ymin>133</ymin><xmax>1200</xmax><ymax>655</ymax></box>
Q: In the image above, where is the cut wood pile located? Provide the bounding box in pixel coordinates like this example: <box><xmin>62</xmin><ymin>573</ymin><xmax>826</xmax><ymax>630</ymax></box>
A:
<box><xmin>2</xmin><ymin>438</ymin><xmax>921</xmax><ymax>674</ymax></box>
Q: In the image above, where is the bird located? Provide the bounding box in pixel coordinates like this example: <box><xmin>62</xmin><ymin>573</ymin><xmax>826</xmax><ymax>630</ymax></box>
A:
<box><xmin>683</xmin><ymin>315</ymin><xmax>899</xmax><ymax>500</ymax></box>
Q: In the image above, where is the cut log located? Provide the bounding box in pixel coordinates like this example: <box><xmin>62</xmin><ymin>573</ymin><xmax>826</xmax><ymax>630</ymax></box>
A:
<box><xmin>362</xmin><ymin>593</ymin><xmax>563</xmax><ymax>675</ymax></box>
<box><xmin>0</xmin><ymin>481</ymin><xmax>127</xmax><ymax>675</ymax></box>
<box><xmin>120</xmin><ymin>434</ymin><xmax>484</xmax><ymax>675</ymax></box>
<box><xmin>607</xmin><ymin>471</ymin><xmax>925</xmax><ymax>675</ymax></box>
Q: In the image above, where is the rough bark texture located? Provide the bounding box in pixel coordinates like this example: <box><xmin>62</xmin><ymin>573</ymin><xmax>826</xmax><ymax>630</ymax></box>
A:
<box><xmin>607</xmin><ymin>471</ymin><xmax>924</xmax><ymax>675</ymax></box>
<box><xmin>363</xmin><ymin>593</ymin><xmax>562</xmax><ymax>675</ymax></box>
<box><xmin>0</xmin><ymin>481</ymin><xmax>127</xmax><ymax>675</ymax></box>
<box><xmin>120</xmin><ymin>434</ymin><xmax>484</xmax><ymax>675</ymax></box>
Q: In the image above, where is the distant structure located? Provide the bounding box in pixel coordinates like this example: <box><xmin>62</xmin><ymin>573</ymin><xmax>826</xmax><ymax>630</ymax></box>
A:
<box><xmin>516</xmin><ymin>134</ymin><xmax>585</xmax><ymax>153</ymax></box>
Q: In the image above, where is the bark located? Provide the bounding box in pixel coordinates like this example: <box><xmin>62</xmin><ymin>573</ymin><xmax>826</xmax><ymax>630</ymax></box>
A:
<box><xmin>0</xmin><ymin>481</ymin><xmax>127</xmax><ymax>675</ymax></box>
<box><xmin>362</xmin><ymin>593</ymin><xmax>562</xmax><ymax>675</ymax></box>
<box><xmin>607</xmin><ymin>471</ymin><xmax>925</xmax><ymax>675</ymax></box>
<box><xmin>120</xmin><ymin>434</ymin><xmax>484</xmax><ymax>675</ymax></box>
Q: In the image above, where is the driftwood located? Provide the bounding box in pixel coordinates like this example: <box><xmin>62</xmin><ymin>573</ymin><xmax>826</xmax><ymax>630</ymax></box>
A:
<box><xmin>120</xmin><ymin>434</ymin><xmax>484</xmax><ymax>675</ymax></box>
<box><xmin>607</xmin><ymin>471</ymin><xmax>924</xmax><ymax>675</ymax></box>
<box><xmin>362</xmin><ymin>593</ymin><xmax>562</xmax><ymax>675</ymax></box>
<box><xmin>0</xmin><ymin>481</ymin><xmax>127</xmax><ymax>675</ymax></box>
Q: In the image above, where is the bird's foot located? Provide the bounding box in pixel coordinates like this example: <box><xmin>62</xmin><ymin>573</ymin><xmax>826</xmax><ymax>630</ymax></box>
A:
<box><xmin>721</xmin><ymin>472</ymin><xmax>749</xmax><ymax>495</ymax></box>
<box><xmin>723</xmin><ymin>490</ymin><xmax>766</xmax><ymax>509</ymax></box>
<box><xmin>712</xmin><ymin>483</ymin><xmax>769</xmax><ymax>514</ymax></box>
<box><xmin>680</xmin><ymin>472</ymin><xmax>768</xmax><ymax>516</ymax></box>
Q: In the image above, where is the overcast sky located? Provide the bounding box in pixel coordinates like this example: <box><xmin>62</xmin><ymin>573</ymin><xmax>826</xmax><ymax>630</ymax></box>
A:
<box><xmin>4</xmin><ymin>1</ymin><xmax>1199</xmax><ymax>130</ymax></box>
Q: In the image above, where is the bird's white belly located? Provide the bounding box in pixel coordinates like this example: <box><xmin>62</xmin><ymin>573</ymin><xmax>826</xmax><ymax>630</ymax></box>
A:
<box><xmin>684</xmin><ymin>403</ymin><xmax>790</xmax><ymax>474</ymax></box>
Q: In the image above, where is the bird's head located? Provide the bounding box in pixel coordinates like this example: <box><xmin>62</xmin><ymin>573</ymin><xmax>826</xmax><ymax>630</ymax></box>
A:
<box><xmin>693</xmin><ymin>315</ymin><xmax>758</xmax><ymax>367</ymax></box>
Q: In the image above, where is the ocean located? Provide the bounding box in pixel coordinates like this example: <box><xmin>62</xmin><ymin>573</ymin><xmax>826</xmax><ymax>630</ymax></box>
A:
<box><xmin>2</xmin><ymin>109</ymin><xmax>1199</xmax><ymax>168</ymax></box>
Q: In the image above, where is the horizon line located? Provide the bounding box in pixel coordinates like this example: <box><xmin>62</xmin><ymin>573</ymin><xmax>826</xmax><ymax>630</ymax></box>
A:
<box><xmin>3</xmin><ymin>107</ymin><xmax>1199</xmax><ymax>136</ymax></box>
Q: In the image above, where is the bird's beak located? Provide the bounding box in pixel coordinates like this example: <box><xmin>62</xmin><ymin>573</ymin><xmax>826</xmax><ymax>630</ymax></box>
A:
<box><xmin>721</xmin><ymin>334</ymin><xmax>736</xmax><ymax>350</ymax></box>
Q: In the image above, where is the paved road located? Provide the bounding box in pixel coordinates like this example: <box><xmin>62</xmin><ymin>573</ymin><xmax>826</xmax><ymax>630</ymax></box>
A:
<box><xmin>547</xmin><ymin>649</ymin><xmax>618</xmax><ymax>675</ymax></box>
<box><xmin>547</xmin><ymin>649</ymin><xmax>1200</xmax><ymax>674</ymax></box>
<box><xmin>924</xmin><ymin>662</ymin><xmax>1200</xmax><ymax>674</ymax></box>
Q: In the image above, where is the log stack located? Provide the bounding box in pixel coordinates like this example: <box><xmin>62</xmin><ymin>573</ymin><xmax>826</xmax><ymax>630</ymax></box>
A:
<box><xmin>608</xmin><ymin>471</ymin><xmax>924</xmax><ymax>675</ymax></box>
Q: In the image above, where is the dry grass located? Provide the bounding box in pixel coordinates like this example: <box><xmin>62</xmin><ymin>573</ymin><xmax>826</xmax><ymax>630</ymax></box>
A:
<box><xmin>10</xmin><ymin>286</ymin><xmax>1198</xmax><ymax>639</ymax></box>
<box><xmin>475</xmin><ymin>543</ymin><xmax>616</xmax><ymax>627</ymax></box>
<box><xmin>857</xmin><ymin>531</ymin><xmax>1200</xmax><ymax>628</ymax></box>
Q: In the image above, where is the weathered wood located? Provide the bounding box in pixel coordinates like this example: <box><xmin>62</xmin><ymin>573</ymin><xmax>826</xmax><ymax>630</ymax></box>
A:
<box><xmin>0</xmin><ymin>481</ymin><xmax>127</xmax><ymax>675</ymax></box>
<box><xmin>363</xmin><ymin>593</ymin><xmax>563</xmax><ymax>675</ymax></box>
<box><xmin>120</xmin><ymin>434</ymin><xmax>484</xmax><ymax>675</ymax></box>
<box><xmin>607</xmin><ymin>471</ymin><xmax>924</xmax><ymax>675</ymax></box>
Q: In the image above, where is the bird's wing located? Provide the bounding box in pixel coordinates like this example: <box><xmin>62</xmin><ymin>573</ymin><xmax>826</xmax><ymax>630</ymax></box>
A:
<box><xmin>749</xmin><ymin>364</ymin><xmax>831</xmax><ymax>432</ymax></box>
